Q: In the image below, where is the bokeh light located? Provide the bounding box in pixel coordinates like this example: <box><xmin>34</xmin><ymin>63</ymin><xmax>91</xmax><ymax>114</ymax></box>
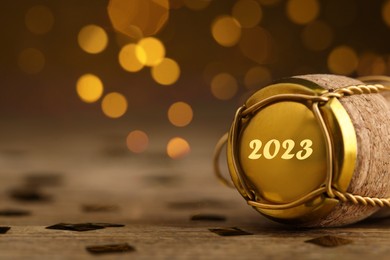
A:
<box><xmin>18</xmin><ymin>48</ymin><xmax>45</xmax><ymax>74</ymax></box>
<box><xmin>239</xmin><ymin>26</ymin><xmax>274</xmax><ymax>64</ymax></box>
<box><xmin>301</xmin><ymin>21</ymin><xmax>333</xmax><ymax>51</ymax></box>
<box><xmin>232</xmin><ymin>0</ymin><xmax>262</xmax><ymax>28</ymax></box>
<box><xmin>119</xmin><ymin>44</ymin><xmax>144</xmax><ymax>72</ymax></box>
<box><xmin>168</xmin><ymin>102</ymin><xmax>193</xmax><ymax>127</ymax></box>
<box><xmin>78</xmin><ymin>24</ymin><xmax>108</xmax><ymax>54</ymax></box>
<box><xmin>244</xmin><ymin>66</ymin><xmax>272</xmax><ymax>89</ymax></box>
<box><xmin>327</xmin><ymin>46</ymin><xmax>359</xmax><ymax>75</ymax></box>
<box><xmin>136</xmin><ymin>37</ymin><xmax>166</xmax><ymax>66</ymax></box>
<box><xmin>286</xmin><ymin>0</ymin><xmax>319</xmax><ymax>25</ymax></box>
<box><xmin>108</xmin><ymin>0</ymin><xmax>169</xmax><ymax>39</ymax></box>
<box><xmin>257</xmin><ymin>0</ymin><xmax>281</xmax><ymax>6</ymax></box>
<box><xmin>357</xmin><ymin>53</ymin><xmax>387</xmax><ymax>76</ymax></box>
<box><xmin>383</xmin><ymin>0</ymin><xmax>390</xmax><ymax>27</ymax></box>
<box><xmin>211</xmin><ymin>72</ymin><xmax>238</xmax><ymax>100</ymax></box>
<box><xmin>211</xmin><ymin>16</ymin><xmax>242</xmax><ymax>47</ymax></box>
<box><xmin>101</xmin><ymin>92</ymin><xmax>128</xmax><ymax>118</ymax></box>
<box><xmin>183</xmin><ymin>0</ymin><xmax>211</xmax><ymax>10</ymax></box>
<box><xmin>25</xmin><ymin>5</ymin><xmax>54</xmax><ymax>35</ymax></box>
<box><xmin>167</xmin><ymin>137</ymin><xmax>190</xmax><ymax>159</ymax></box>
<box><xmin>151</xmin><ymin>58</ymin><xmax>180</xmax><ymax>85</ymax></box>
<box><xmin>126</xmin><ymin>130</ymin><xmax>149</xmax><ymax>153</ymax></box>
<box><xmin>76</xmin><ymin>74</ymin><xmax>104</xmax><ymax>103</ymax></box>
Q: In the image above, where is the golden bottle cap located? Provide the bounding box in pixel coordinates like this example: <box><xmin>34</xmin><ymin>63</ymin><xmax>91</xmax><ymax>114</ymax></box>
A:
<box><xmin>226</xmin><ymin>77</ymin><xmax>358</xmax><ymax>224</ymax></box>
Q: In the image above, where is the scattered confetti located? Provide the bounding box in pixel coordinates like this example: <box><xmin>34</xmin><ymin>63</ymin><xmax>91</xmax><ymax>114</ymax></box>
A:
<box><xmin>0</xmin><ymin>209</ymin><xmax>31</xmax><ymax>217</ymax></box>
<box><xmin>305</xmin><ymin>235</ymin><xmax>353</xmax><ymax>247</ymax></box>
<box><xmin>46</xmin><ymin>223</ymin><xmax>124</xmax><ymax>232</ymax></box>
<box><xmin>0</xmin><ymin>227</ymin><xmax>11</xmax><ymax>234</ymax></box>
<box><xmin>86</xmin><ymin>243</ymin><xmax>135</xmax><ymax>255</ymax></box>
<box><xmin>191</xmin><ymin>214</ymin><xmax>226</xmax><ymax>222</ymax></box>
<box><xmin>82</xmin><ymin>204</ymin><xmax>119</xmax><ymax>212</ymax></box>
<box><xmin>209</xmin><ymin>227</ymin><xmax>253</xmax><ymax>236</ymax></box>
<box><xmin>9</xmin><ymin>187</ymin><xmax>51</xmax><ymax>202</ymax></box>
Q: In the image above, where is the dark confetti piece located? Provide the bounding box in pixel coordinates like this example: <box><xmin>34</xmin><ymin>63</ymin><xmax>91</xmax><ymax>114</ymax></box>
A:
<box><xmin>82</xmin><ymin>204</ymin><xmax>119</xmax><ymax>212</ymax></box>
<box><xmin>86</xmin><ymin>243</ymin><xmax>135</xmax><ymax>255</ymax></box>
<box><xmin>9</xmin><ymin>187</ymin><xmax>51</xmax><ymax>202</ymax></box>
<box><xmin>0</xmin><ymin>227</ymin><xmax>11</xmax><ymax>234</ymax></box>
<box><xmin>168</xmin><ymin>199</ymin><xmax>228</xmax><ymax>210</ymax></box>
<box><xmin>209</xmin><ymin>227</ymin><xmax>253</xmax><ymax>237</ymax></box>
<box><xmin>0</xmin><ymin>209</ymin><xmax>31</xmax><ymax>217</ymax></box>
<box><xmin>305</xmin><ymin>236</ymin><xmax>353</xmax><ymax>247</ymax></box>
<box><xmin>46</xmin><ymin>222</ymin><xmax>124</xmax><ymax>232</ymax></box>
<box><xmin>144</xmin><ymin>174</ymin><xmax>181</xmax><ymax>185</ymax></box>
<box><xmin>24</xmin><ymin>173</ymin><xmax>63</xmax><ymax>187</ymax></box>
<box><xmin>191</xmin><ymin>214</ymin><xmax>226</xmax><ymax>222</ymax></box>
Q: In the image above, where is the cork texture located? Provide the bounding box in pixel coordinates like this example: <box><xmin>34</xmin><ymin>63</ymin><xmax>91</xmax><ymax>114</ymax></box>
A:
<box><xmin>294</xmin><ymin>74</ymin><xmax>390</xmax><ymax>227</ymax></box>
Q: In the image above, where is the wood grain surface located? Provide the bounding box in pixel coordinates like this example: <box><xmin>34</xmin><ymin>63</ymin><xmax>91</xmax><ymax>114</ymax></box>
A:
<box><xmin>0</xmin><ymin>106</ymin><xmax>389</xmax><ymax>259</ymax></box>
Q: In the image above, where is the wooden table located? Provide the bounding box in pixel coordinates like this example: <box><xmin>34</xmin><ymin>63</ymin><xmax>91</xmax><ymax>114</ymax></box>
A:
<box><xmin>0</xmin><ymin>117</ymin><xmax>389</xmax><ymax>259</ymax></box>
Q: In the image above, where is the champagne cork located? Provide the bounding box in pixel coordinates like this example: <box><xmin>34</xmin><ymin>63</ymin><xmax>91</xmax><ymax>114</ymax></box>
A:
<box><xmin>214</xmin><ymin>74</ymin><xmax>390</xmax><ymax>227</ymax></box>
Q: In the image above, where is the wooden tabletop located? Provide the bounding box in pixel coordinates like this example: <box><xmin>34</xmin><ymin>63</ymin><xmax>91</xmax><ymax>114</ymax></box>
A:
<box><xmin>0</xmin><ymin>118</ymin><xmax>389</xmax><ymax>259</ymax></box>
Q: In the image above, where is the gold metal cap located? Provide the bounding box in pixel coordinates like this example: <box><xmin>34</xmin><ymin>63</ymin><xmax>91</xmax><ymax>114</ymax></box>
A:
<box><xmin>226</xmin><ymin>78</ymin><xmax>357</xmax><ymax>224</ymax></box>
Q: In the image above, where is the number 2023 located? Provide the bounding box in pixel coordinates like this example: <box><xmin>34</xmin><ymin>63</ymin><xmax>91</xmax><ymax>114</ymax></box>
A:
<box><xmin>248</xmin><ymin>139</ymin><xmax>313</xmax><ymax>160</ymax></box>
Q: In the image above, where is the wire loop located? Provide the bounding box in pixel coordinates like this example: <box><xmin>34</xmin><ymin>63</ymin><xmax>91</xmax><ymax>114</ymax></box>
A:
<box><xmin>213</xmin><ymin>82</ymin><xmax>390</xmax><ymax>209</ymax></box>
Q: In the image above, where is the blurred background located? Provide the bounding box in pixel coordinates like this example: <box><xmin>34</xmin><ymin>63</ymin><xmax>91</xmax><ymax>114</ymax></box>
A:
<box><xmin>2</xmin><ymin>0</ymin><xmax>390</xmax><ymax>159</ymax></box>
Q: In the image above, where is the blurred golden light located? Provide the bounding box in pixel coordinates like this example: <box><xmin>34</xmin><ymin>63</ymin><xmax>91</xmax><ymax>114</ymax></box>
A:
<box><xmin>211</xmin><ymin>16</ymin><xmax>242</xmax><ymax>47</ymax></box>
<box><xmin>136</xmin><ymin>37</ymin><xmax>166</xmax><ymax>66</ymax></box>
<box><xmin>232</xmin><ymin>0</ymin><xmax>263</xmax><ymax>28</ymax></box>
<box><xmin>302</xmin><ymin>21</ymin><xmax>333</xmax><ymax>51</ymax></box>
<box><xmin>184</xmin><ymin>0</ymin><xmax>210</xmax><ymax>10</ymax></box>
<box><xmin>78</xmin><ymin>24</ymin><xmax>108</xmax><ymax>54</ymax></box>
<box><xmin>286</xmin><ymin>0</ymin><xmax>319</xmax><ymax>25</ymax></box>
<box><xmin>203</xmin><ymin>62</ymin><xmax>231</xmax><ymax>84</ymax></box>
<box><xmin>383</xmin><ymin>0</ymin><xmax>390</xmax><ymax>27</ymax></box>
<box><xmin>101</xmin><ymin>92</ymin><xmax>128</xmax><ymax>118</ymax></box>
<box><xmin>257</xmin><ymin>0</ymin><xmax>281</xmax><ymax>5</ymax></box>
<box><xmin>126</xmin><ymin>130</ymin><xmax>149</xmax><ymax>153</ymax></box>
<box><xmin>357</xmin><ymin>53</ymin><xmax>386</xmax><ymax>76</ymax></box>
<box><xmin>18</xmin><ymin>48</ymin><xmax>45</xmax><ymax>74</ymax></box>
<box><xmin>167</xmin><ymin>137</ymin><xmax>190</xmax><ymax>159</ymax></box>
<box><xmin>76</xmin><ymin>74</ymin><xmax>104</xmax><ymax>103</ymax></box>
<box><xmin>239</xmin><ymin>26</ymin><xmax>274</xmax><ymax>64</ymax></box>
<box><xmin>211</xmin><ymin>73</ymin><xmax>238</xmax><ymax>100</ymax></box>
<box><xmin>151</xmin><ymin>58</ymin><xmax>180</xmax><ymax>85</ymax></box>
<box><xmin>25</xmin><ymin>5</ymin><xmax>54</xmax><ymax>35</ymax></box>
<box><xmin>327</xmin><ymin>46</ymin><xmax>359</xmax><ymax>75</ymax></box>
<box><xmin>244</xmin><ymin>66</ymin><xmax>272</xmax><ymax>89</ymax></box>
<box><xmin>168</xmin><ymin>102</ymin><xmax>193</xmax><ymax>127</ymax></box>
<box><xmin>169</xmin><ymin>0</ymin><xmax>185</xmax><ymax>9</ymax></box>
<box><xmin>108</xmin><ymin>0</ymin><xmax>169</xmax><ymax>39</ymax></box>
<box><xmin>119</xmin><ymin>44</ymin><xmax>144</xmax><ymax>72</ymax></box>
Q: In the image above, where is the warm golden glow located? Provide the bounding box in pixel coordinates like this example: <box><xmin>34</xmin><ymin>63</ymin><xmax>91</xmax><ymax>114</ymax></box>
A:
<box><xmin>211</xmin><ymin>16</ymin><xmax>242</xmax><ymax>47</ymax></box>
<box><xmin>25</xmin><ymin>5</ymin><xmax>54</xmax><ymax>35</ymax></box>
<box><xmin>328</xmin><ymin>46</ymin><xmax>359</xmax><ymax>75</ymax></box>
<box><xmin>211</xmin><ymin>73</ymin><xmax>238</xmax><ymax>100</ymax></box>
<box><xmin>286</xmin><ymin>0</ymin><xmax>319</xmax><ymax>25</ymax></box>
<box><xmin>76</xmin><ymin>74</ymin><xmax>104</xmax><ymax>103</ymax></box>
<box><xmin>383</xmin><ymin>0</ymin><xmax>390</xmax><ymax>27</ymax></box>
<box><xmin>167</xmin><ymin>137</ymin><xmax>190</xmax><ymax>159</ymax></box>
<box><xmin>18</xmin><ymin>48</ymin><xmax>45</xmax><ymax>74</ymax></box>
<box><xmin>168</xmin><ymin>102</ymin><xmax>193</xmax><ymax>127</ymax></box>
<box><xmin>108</xmin><ymin>0</ymin><xmax>169</xmax><ymax>39</ymax></box>
<box><xmin>257</xmin><ymin>0</ymin><xmax>281</xmax><ymax>5</ymax></box>
<box><xmin>101</xmin><ymin>92</ymin><xmax>128</xmax><ymax>118</ymax></box>
<box><xmin>78</xmin><ymin>24</ymin><xmax>108</xmax><ymax>54</ymax></box>
<box><xmin>136</xmin><ymin>37</ymin><xmax>166</xmax><ymax>66</ymax></box>
<box><xmin>239</xmin><ymin>26</ymin><xmax>273</xmax><ymax>64</ymax></box>
<box><xmin>357</xmin><ymin>53</ymin><xmax>387</xmax><ymax>76</ymax></box>
<box><xmin>126</xmin><ymin>130</ymin><xmax>149</xmax><ymax>153</ymax></box>
<box><xmin>119</xmin><ymin>44</ymin><xmax>144</xmax><ymax>72</ymax></box>
<box><xmin>302</xmin><ymin>21</ymin><xmax>333</xmax><ymax>51</ymax></box>
<box><xmin>183</xmin><ymin>0</ymin><xmax>211</xmax><ymax>10</ymax></box>
<box><xmin>244</xmin><ymin>66</ymin><xmax>272</xmax><ymax>89</ymax></box>
<box><xmin>151</xmin><ymin>58</ymin><xmax>180</xmax><ymax>85</ymax></box>
<box><xmin>232</xmin><ymin>0</ymin><xmax>262</xmax><ymax>28</ymax></box>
